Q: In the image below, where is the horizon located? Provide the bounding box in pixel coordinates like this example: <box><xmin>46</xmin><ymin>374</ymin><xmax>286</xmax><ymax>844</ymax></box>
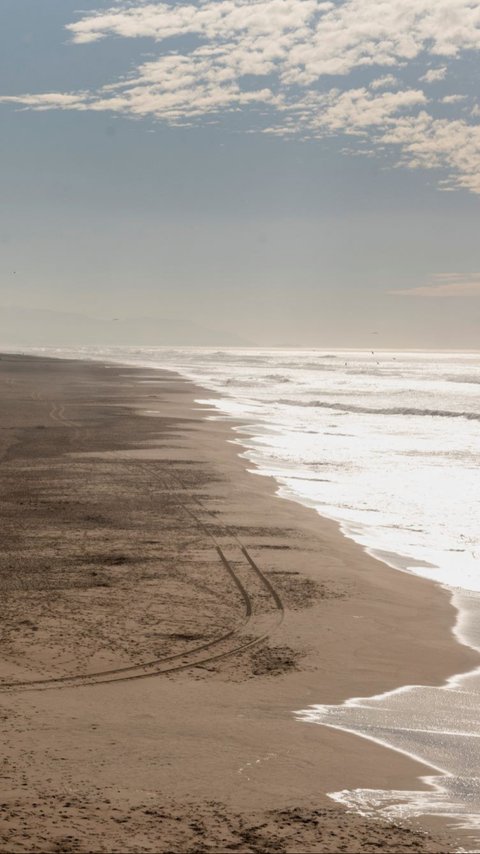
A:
<box><xmin>3</xmin><ymin>343</ymin><xmax>480</xmax><ymax>354</ymax></box>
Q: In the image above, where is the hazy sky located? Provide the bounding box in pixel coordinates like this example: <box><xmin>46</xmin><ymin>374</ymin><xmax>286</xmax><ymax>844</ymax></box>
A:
<box><xmin>1</xmin><ymin>0</ymin><xmax>479</xmax><ymax>347</ymax></box>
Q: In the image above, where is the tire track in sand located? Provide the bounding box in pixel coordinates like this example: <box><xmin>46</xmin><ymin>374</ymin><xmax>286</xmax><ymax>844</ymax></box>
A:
<box><xmin>0</xmin><ymin>463</ymin><xmax>284</xmax><ymax>692</ymax></box>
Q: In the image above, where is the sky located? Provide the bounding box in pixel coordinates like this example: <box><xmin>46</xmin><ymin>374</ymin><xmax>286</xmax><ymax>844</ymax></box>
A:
<box><xmin>0</xmin><ymin>0</ymin><xmax>479</xmax><ymax>348</ymax></box>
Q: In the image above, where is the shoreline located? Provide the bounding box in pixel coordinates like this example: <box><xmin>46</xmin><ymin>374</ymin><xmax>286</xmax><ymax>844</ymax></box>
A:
<box><xmin>218</xmin><ymin>386</ymin><xmax>480</xmax><ymax>841</ymax></box>
<box><xmin>0</xmin><ymin>352</ymin><xmax>476</xmax><ymax>852</ymax></box>
<box><xmin>182</xmin><ymin>365</ymin><xmax>480</xmax><ymax>836</ymax></box>
<box><xmin>196</xmin><ymin>376</ymin><xmax>480</xmax><ymax>666</ymax></box>
<box><xmin>217</xmin><ymin>409</ymin><xmax>479</xmax><ymax>657</ymax></box>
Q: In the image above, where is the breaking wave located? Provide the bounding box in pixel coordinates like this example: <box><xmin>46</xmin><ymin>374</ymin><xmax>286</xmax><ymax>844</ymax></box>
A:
<box><xmin>278</xmin><ymin>400</ymin><xmax>480</xmax><ymax>421</ymax></box>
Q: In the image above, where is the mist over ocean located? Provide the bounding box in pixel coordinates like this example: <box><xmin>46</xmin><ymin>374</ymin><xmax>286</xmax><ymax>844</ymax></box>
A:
<box><xmin>25</xmin><ymin>345</ymin><xmax>480</xmax><ymax>833</ymax></box>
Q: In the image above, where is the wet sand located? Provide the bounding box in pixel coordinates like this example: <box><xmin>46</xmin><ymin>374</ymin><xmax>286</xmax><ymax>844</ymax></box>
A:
<box><xmin>0</xmin><ymin>353</ymin><xmax>477</xmax><ymax>853</ymax></box>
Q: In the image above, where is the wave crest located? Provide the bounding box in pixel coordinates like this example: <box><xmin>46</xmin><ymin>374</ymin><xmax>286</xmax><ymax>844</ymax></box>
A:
<box><xmin>278</xmin><ymin>400</ymin><xmax>480</xmax><ymax>421</ymax></box>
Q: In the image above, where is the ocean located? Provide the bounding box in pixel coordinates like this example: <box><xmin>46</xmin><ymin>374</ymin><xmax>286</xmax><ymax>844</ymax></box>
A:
<box><xmin>21</xmin><ymin>345</ymin><xmax>480</xmax><ymax>839</ymax></box>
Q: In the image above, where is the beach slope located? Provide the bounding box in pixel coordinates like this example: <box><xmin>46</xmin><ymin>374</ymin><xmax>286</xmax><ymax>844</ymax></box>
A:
<box><xmin>0</xmin><ymin>353</ymin><xmax>475</xmax><ymax>853</ymax></box>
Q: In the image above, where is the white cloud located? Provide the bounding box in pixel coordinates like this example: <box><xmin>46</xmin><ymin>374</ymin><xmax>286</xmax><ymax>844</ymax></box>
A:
<box><xmin>420</xmin><ymin>66</ymin><xmax>448</xmax><ymax>83</ymax></box>
<box><xmin>298</xmin><ymin>87</ymin><xmax>427</xmax><ymax>134</ymax></box>
<box><xmin>66</xmin><ymin>0</ymin><xmax>480</xmax><ymax>77</ymax></box>
<box><xmin>2</xmin><ymin>0</ymin><xmax>480</xmax><ymax>191</ymax></box>
<box><xmin>381</xmin><ymin>112</ymin><xmax>480</xmax><ymax>192</ymax></box>
<box><xmin>370</xmin><ymin>74</ymin><xmax>400</xmax><ymax>90</ymax></box>
<box><xmin>0</xmin><ymin>93</ymin><xmax>88</xmax><ymax>109</ymax></box>
<box><xmin>390</xmin><ymin>273</ymin><xmax>480</xmax><ymax>297</ymax></box>
<box><xmin>441</xmin><ymin>94</ymin><xmax>467</xmax><ymax>103</ymax></box>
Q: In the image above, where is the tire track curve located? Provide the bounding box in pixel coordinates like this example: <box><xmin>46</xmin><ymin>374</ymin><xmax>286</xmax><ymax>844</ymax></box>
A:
<box><xmin>0</xmin><ymin>466</ymin><xmax>284</xmax><ymax>693</ymax></box>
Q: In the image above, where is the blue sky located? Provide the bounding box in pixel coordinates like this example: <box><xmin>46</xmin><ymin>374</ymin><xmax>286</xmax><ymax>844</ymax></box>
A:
<box><xmin>1</xmin><ymin>0</ymin><xmax>479</xmax><ymax>347</ymax></box>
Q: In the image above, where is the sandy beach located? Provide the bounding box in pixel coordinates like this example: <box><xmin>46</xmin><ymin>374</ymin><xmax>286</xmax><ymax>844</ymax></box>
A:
<box><xmin>0</xmin><ymin>353</ymin><xmax>477</xmax><ymax>853</ymax></box>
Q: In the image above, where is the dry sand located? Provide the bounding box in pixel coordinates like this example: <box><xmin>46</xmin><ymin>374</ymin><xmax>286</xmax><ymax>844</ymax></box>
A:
<box><xmin>0</xmin><ymin>353</ymin><xmax>477</xmax><ymax>853</ymax></box>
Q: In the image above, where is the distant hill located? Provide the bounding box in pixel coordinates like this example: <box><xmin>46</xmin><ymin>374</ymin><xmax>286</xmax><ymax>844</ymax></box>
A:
<box><xmin>0</xmin><ymin>305</ymin><xmax>251</xmax><ymax>347</ymax></box>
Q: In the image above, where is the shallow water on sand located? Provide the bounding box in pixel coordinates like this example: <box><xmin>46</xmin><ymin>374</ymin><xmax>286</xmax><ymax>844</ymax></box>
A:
<box><xmin>294</xmin><ymin>595</ymin><xmax>480</xmax><ymax>842</ymax></box>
